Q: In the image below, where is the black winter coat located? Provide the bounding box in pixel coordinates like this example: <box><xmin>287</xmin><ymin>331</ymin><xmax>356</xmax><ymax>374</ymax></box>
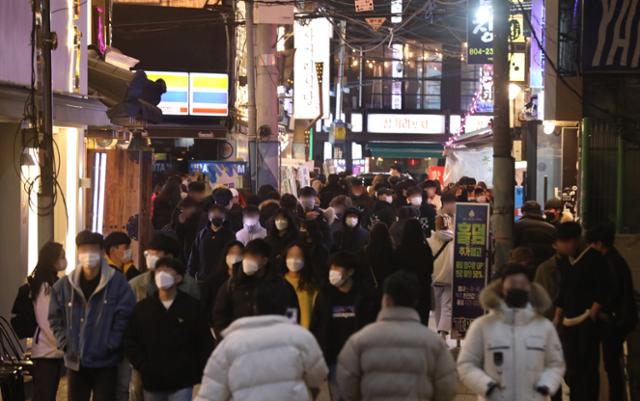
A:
<box><xmin>187</xmin><ymin>226</ymin><xmax>235</xmax><ymax>280</ymax></box>
<box><xmin>124</xmin><ymin>291</ymin><xmax>214</xmax><ymax>392</ymax></box>
<box><xmin>331</xmin><ymin>222</ymin><xmax>369</xmax><ymax>253</ymax></box>
<box><xmin>211</xmin><ymin>267</ymin><xmax>300</xmax><ymax>338</ymax></box>
<box><xmin>369</xmin><ymin>200</ymin><xmax>397</xmax><ymax>228</ymax></box>
<box><xmin>309</xmin><ymin>282</ymin><xmax>378</xmax><ymax>365</ymax></box>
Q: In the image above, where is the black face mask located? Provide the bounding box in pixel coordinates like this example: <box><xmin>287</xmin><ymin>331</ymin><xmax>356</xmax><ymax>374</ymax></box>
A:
<box><xmin>210</xmin><ymin>217</ymin><xmax>224</xmax><ymax>228</ymax></box>
<box><xmin>505</xmin><ymin>289</ymin><xmax>529</xmax><ymax>308</ymax></box>
<box><xmin>545</xmin><ymin>211</ymin><xmax>557</xmax><ymax>222</ymax></box>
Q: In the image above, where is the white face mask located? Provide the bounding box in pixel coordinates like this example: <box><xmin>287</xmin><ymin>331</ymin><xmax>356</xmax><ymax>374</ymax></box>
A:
<box><xmin>56</xmin><ymin>258</ymin><xmax>68</xmax><ymax>272</ymax></box>
<box><xmin>275</xmin><ymin>219</ymin><xmax>289</xmax><ymax>231</ymax></box>
<box><xmin>226</xmin><ymin>254</ymin><xmax>243</xmax><ymax>269</ymax></box>
<box><xmin>145</xmin><ymin>254</ymin><xmax>160</xmax><ymax>270</ymax></box>
<box><xmin>154</xmin><ymin>271</ymin><xmax>175</xmax><ymax>290</ymax></box>
<box><xmin>384</xmin><ymin>195</ymin><xmax>393</xmax><ymax>204</ymax></box>
<box><xmin>329</xmin><ymin>270</ymin><xmax>346</xmax><ymax>287</ymax></box>
<box><xmin>78</xmin><ymin>252</ymin><xmax>100</xmax><ymax>269</ymax></box>
<box><xmin>243</xmin><ymin>216</ymin><xmax>259</xmax><ymax>227</ymax></box>
<box><xmin>122</xmin><ymin>249</ymin><xmax>133</xmax><ymax>263</ymax></box>
<box><xmin>286</xmin><ymin>258</ymin><xmax>304</xmax><ymax>272</ymax></box>
<box><xmin>410</xmin><ymin>197</ymin><xmax>423</xmax><ymax>207</ymax></box>
<box><xmin>345</xmin><ymin>217</ymin><xmax>359</xmax><ymax>228</ymax></box>
<box><xmin>242</xmin><ymin>259</ymin><xmax>260</xmax><ymax>276</ymax></box>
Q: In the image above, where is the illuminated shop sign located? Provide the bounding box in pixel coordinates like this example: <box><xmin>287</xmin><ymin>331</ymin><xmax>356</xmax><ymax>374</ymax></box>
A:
<box><xmin>367</xmin><ymin>114</ymin><xmax>445</xmax><ymax>134</ymax></box>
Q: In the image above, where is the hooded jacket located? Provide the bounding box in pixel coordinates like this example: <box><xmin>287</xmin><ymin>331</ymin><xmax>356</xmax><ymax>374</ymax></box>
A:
<box><xmin>129</xmin><ymin>270</ymin><xmax>201</xmax><ymax>303</ymax></box>
<box><xmin>195</xmin><ymin>315</ymin><xmax>328</xmax><ymax>401</ymax></box>
<box><xmin>457</xmin><ymin>281</ymin><xmax>565</xmax><ymax>401</ymax></box>
<box><xmin>369</xmin><ymin>200</ymin><xmax>397</xmax><ymax>229</ymax></box>
<box><xmin>48</xmin><ymin>260</ymin><xmax>136</xmax><ymax>371</ymax></box>
<box><xmin>337</xmin><ymin>307</ymin><xmax>457</xmax><ymax>401</ymax></box>
<box><xmin>331</xmin><ymin>212</ymin><xmax>369</xmax><ymax>253</ymax></box>
<box><xmin>188</xmin><ymin>225</ymin><xmax>236</xmax><ymax>281</ymax></box>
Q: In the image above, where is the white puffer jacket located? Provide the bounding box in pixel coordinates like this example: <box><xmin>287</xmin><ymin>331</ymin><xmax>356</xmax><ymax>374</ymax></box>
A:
<box><xmin>195</xmin><ymin>315</ymin><xmax>328</xmax><ymax>401</ymax></box>
<box><xmin>457</xmin><ymin>281</ymin><xmax>565</xmax><ymax>401</ymax></box>
<box><xmin>337</xmin><ymin>307</ymin><xmax>457</xmax><ymax>401</ymax></box>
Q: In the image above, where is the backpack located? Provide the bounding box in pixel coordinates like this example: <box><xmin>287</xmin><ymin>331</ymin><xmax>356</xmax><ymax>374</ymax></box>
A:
<box><xmin>10</xmin><ymin>283</ymin><xmax>37</xmax><ymax>339</ymax></box>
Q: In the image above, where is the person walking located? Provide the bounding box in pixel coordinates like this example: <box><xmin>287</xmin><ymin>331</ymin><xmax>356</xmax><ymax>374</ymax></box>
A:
<box><xmin>280</xmin><ymin>241</ymin><xmax>319</xmax><ymax>329</ymax></box>
<box><xmin>422</xmin><ymin>179</ymin><xmax>442</xmax><ymax>210</ymax></box>
<box><xmin>388</xmin><ymin>206</ymin><xmax>420</xmax><ymax>250</ymax></box>
<box><xmin>587</xmin><ymin>224</ymin><xmax>639</xmax><ymax>401</ymax></box>
<box><xmin>26</xmin><ymin>242</ymin><xmax>66</xmax><ymax>401</ymax></box>
<box><xmin>153</xmin><ymin>177</ymin><xmax>183</xmax><ymax>230</ymax></box>
<box><xmin>360</xmin><ymin>223</ymin><xmax>396</xmax><ymax>291</ymax></box>
<box><xmin>188</xmin><ymin>204</ymin><xmax>235</xmax><ymax>282</ymax></box>
<box><xmin>514</xmin><ymin>201</ymin><xmax>557</xmax><ymax>269</ymax></box>
<box><xmin>129</xmin><ymin>231</ymin><xmax>200</xmax><ymax>302</ymax></box>
<box><xmin>310</xmin><ymin>251</ymin><xmax>377</xmax><ymax>401</ymax></box>
<box><xmin>429</xmin><ymin>192</ymin><xmax>456</xmax><ymax>338</ymax></box>
<box><xmin>48</xmin><ymin>231</ymin><xmax>136</xmax><ymax>401</ymax></box>
<box><xmin>337</xmin><ymin>270</ymin><xmax>457</xmax><ymax>401</ymax></box>
<box><xmin>369</xmin><ymin>187</ymin><xmax>397</xmax><ymax>228</ymax></box>
<box><xmin>553</xmin><ymin>222</ymin><xmax>606</xmax><ymax>401</ymax></box>
<box><xmin>264</xmin><ymin>208</ymin><xmax>299</xmax><ymax>265</ymax></box>
<box><xmin>299</xmin><ymin>186</ymin><xmax>332</xmax><ymax>249</ymax></box>
<box><xmin>125</xmin><ymin>258</ymin><xmax>214</xmax><ymax>401</ymax></box>
<box><xmin>162</xmin><ymin>196</ymin><xmax>202</xmax><ymax>264</ymax></box>
<box><xmin>331</xmin><ymin>207</ymin><xmax>369</xmax><ymax>253</ymax></box>
<box><xmin>458</xmin><ymin>264</ymin><xmax>565</xmax><ymax>401</ymax></box>
<box><xmin>104</xmin><ymin>232</ymin><xmax>140</xmax><ymax>280</ymax></box>
<box><xmin>320</xmin><ymin>174</ymin><xmax>346</xmax><ymax>209</ymax></box>
<box><xmin>203</xmin><ymin>241</ymin><xmax>244</xmax><ymax>325</ymax></box>
<box><xmin>195</xmin><ymin>282</ymin><xmax>328</xmax><ymax>401</ymax></box>
<box><xmin>211</xmin><ymin>239</ymin><xmax>299</xmax><ymax>338</ymax></box>
<box><xmin>406</xmin><ymin>186</ymin><xmax>436</xmax><ymax>238</ymax></box>
<box><xmin>397</xmin><ymin>219</ymin><xmax>434</xmax><ymax>324</ymax></box>
<box><xmin>235</xmin><ymin>205</ymin><xmax>267</xmax><ymax>245</ymax></box>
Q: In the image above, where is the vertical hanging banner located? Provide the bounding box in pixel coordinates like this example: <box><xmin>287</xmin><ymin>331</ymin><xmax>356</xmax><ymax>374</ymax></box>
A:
<box><xmin>452</xmin><ymin>203</ymin><xmax>490</xmax><ymax>338</ymax></box>
<box><xmin>467</xmin><ymin>0</ymin><xmax>494</xmax><ymax>64</ymax></box>
<box><xmin>294</xmin><ymin>18</ymin><xmax>332</xmax><ymax>119</ymax></box>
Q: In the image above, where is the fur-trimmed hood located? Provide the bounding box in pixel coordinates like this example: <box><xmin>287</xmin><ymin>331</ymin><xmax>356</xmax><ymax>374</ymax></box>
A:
<box><xmin>480</xmin><ymin>279</ymin><xmax>552</xmax><ymax>314</ymax></box>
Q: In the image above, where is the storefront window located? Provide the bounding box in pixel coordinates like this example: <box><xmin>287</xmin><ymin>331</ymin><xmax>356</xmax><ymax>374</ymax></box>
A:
<box><xmin>461</xmin><ymin>63</ymin><xmax>482</xmax><ymax>110</ymax></box>
<box><xmin>354</xmin><ymin>43</ymin><xmax>443</xmax><ymax>110</ymax></box>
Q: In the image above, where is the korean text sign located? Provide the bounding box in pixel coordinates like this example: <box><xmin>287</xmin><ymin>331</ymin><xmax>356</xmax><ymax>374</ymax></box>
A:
<box><xmin>452</xmin><ymin>203</ymin><xmax>490</xmax><ymax>338</ymax></box>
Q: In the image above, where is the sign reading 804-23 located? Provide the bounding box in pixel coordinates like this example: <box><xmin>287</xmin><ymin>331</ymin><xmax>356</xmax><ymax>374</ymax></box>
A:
<box><xmin>467</xmin><ymin>0</ymin><xmax>494</xmax><ymax>64</ymax></box>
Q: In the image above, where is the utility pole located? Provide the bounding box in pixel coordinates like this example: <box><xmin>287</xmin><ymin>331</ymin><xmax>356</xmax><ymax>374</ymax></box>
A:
<box><xmin>245</xmin><ymin>0</ymin><xmax>258</xmax><ymax>192</ymax></box>
<box><xmin>491</xmin><ymin>0</ymin><xmax>514</xmax><ymax>270</ymax></box>
<box><xmin>335</xmin><ymin>20</ymin><xmax>346</xmax><ymax>120</ymax></box>
<box><xmin>38</xmin><ymin>0</ymin><xmax>55</xmax><ymax>247</ymax></box>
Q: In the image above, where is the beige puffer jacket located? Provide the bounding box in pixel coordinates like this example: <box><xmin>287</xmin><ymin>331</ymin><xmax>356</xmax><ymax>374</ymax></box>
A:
<box><xmin>195</xmin><ymin>315</ymin><xmax>328</xmax><ymax>401</ymax></box>
<box><xmin>457</xmin><ymin>281</ymin><xmax>565</xmax><ymax>401</ymax></box>
<box><xmin>337</xmin><ymin>307</ymin><xmax>457</xmax><ymax>401</ymax></box>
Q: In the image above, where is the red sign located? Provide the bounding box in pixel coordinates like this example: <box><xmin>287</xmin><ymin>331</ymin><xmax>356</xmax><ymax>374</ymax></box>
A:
<box><xmin>428</xmin><ymin>166</ymin><xmax>445</xmax><ymax>186</ymax></box>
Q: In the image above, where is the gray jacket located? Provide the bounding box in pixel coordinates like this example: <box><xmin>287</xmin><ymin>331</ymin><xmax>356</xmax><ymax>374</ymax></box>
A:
<box><xmin>338</xmin><ymin>307</ymin><xmax>457</xmax><ymax>401</ymax></box>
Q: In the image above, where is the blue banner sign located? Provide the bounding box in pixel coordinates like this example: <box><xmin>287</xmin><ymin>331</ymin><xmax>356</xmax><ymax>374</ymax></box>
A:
<box><xmin>452</xmin><ymin>203</ymin><xmax>490</xmax><ymax>338</ymax></box>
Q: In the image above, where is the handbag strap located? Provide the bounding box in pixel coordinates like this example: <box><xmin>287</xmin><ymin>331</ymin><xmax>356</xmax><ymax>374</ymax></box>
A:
<box><xmin>433</xmin><ymin>240</ymin><xmax>452</xmax><ymax>261</ymax></box>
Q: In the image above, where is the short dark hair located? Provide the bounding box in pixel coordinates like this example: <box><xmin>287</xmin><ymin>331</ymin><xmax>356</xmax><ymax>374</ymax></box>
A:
<box><xmin>406</xmin><ymin>186</ymin><xmax>423</xmax><ymax>198</ymax></box>
<box><xmin>103</xmin><ymin>232</ymin><xmax>131</xmax><ymax>254</ymax></box>
<box><xmin>423</xmin><ymin>179</ymin><xmax>438</xmax><ymax>189</ymax></box>
<box><xmin>390</xmin><ymin>164</ymin><xmax>400</xmax><ymax>171</ymax></box>
<box><xmin>148</xmin><ymin>231</ymin><xmax>180</xmax><ymax>256</ymax></box>
<box><xmin>280</xmin><ymin>193</ymin><xmax>298</xmax><ymax>211</ymax></box>
<box><xmin>188</xmin><ymin>181</ymin><xmax>206</xmax><ymax>193</ymax></box>
<box><xmin>329</xmin><ymin>251</ymin><xmax>359</xmax><ymax>271</ymax></box>
<box><xmin>500</xmin><ymin>263</ymin><xmax>531</xmax><ymax>281</ymax></box>
<box><xmin>76</xmin><ymin>230</ymin><xmax>104</xmax><ymax>248</ymax></box>
<box><xmin>586</xmin><ymin>223</ymin><xmax>615</xmax><ymax>248</ymax></box>
<box><xmin>255</xmin><ymin>281</ymin><xmax>288</xmax><ymax>316</ymax></box>
<box><xmin>242</xmin><ymin>205</ymin><xmax>260</xmax><ymax>215</ymax></box>
<box><xmin>474</xmin><ymin>187</ymin><xmax>486</xmax><ymax>196</ymax></box>
<box><xmin>299</xmin><ymin>186</ymin><xmax>317</xmax><ymax>198</ymax></box>
<box><xmin>383</xmin><ymin>270</ymin><xmax>420</xmax><ymax>307</ymax></box>
<box><xmin>441</xmin><ymin>192</ymin><xmax>457</xmax><ymax>204</ymax></box>
<box><xmin>557</xmin><ymin>222</ymin><xmax>582</xmax><ymax>241</ymax></box>
<box><xmin>155</xmin><ymin>257</ymin><xmax>186</xmax><ymax>276</ymax></box>
<box><xmin>213</xmin><ymin>188</ymin><xmax>233</xmax><ymax>207</ymax></box>
<box><xmin>207</xmin><ymin>203</ymin><xmax>226</xmax><ymax>214</ymax></box>
<box><xmin>245</xmin><ymin>238</ymin><xmax>271</xmax><ymax>258</ymax></box>
<box><xmin>521</xmin><ymin>201</ymin><xmax>542</xmax><ymax>215</ymax></box>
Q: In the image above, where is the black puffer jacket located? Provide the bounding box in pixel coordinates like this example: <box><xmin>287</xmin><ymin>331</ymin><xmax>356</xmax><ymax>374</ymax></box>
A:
<box><xmin>211</xmin><ymin>264</ymin><xmax>300</xmax><ymax>339</ymax></box>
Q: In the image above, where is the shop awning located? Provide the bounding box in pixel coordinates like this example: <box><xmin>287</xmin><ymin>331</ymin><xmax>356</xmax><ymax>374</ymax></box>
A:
<box><xmin>0</xmin><ymin>85</ymin><xmax>110</xmax><ymax>126</ymax></box>
<box><xmin>367</xmin><ymin>143</ymin><xmax>444</xmax><ymax>159</ymax></box>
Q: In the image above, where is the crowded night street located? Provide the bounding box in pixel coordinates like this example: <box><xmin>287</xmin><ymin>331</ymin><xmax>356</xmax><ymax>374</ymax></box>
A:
<box><xmin>1</xmin><ymin>0</ymin><xmax>640</xmax><ymax>401</ymax></box>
